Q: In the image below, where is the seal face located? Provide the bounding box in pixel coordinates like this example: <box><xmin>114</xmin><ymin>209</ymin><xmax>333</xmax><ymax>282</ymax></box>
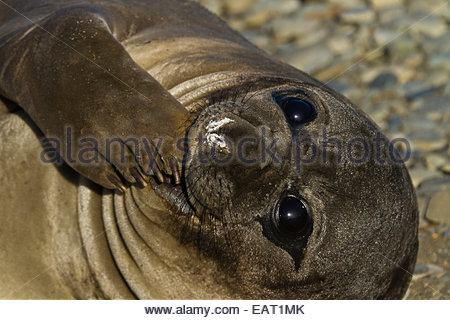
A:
<box><xmin>0</xmin><ymin>0</ymin><xmax>418</xmax><ymax>299</ymax></box>
<box><xmin>154</xmin><ymin>82</ymin><xmax>418</xmax><ymax>299</ymax></box>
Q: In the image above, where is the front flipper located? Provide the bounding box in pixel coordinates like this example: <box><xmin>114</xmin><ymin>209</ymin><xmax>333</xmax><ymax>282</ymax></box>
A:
<box><xmin>0</xmin><ymin>6</ymin><xmax>188</xmax><ymax>190</ymax></box>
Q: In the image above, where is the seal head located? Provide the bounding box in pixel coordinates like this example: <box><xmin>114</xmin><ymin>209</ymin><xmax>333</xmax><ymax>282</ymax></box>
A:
<box><xmin>155</xmin><ymin>80</ymin><xmax>418</xmax><ymax>299</ymax></box>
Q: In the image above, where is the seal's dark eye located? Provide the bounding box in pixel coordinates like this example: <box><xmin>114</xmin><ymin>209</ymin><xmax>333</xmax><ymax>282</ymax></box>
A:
<box><xmin>259</xmin><ymin>192</ymin><xmax>313</xmax><ymax>265</ymax></box>
<box><xmin>277</xmin><ymin>196</ymin><xmax>309</xmax><ymax>235</ymax></box>
<box><xmin>283</xmin><ymin>99</ymin><xmax>313</xmax><ymax>126</ymax></box>
<box><xmin>276</xmin><ymin>98</ymin><xmax>315</xmax><ymax>127</ymax></box>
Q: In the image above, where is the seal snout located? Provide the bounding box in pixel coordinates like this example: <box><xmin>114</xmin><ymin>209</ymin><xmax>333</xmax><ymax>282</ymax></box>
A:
<box><xmin>182</xmin><ymin>101</ymin><xmax>291</xmax><ymax>222</ymax></box>
<box><xmin>205</xmin><ymin>117</ymin><xmax>235</xmax><ymax>152</ymax></box>
<box><xmin>188</xmin><ymin>104</ymin><xmax>290</xmax><ymax>171</ymax></box>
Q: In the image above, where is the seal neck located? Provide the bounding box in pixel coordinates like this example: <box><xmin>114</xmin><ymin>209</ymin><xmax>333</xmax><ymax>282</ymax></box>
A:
<box><xmin>98</xmin><ymin>186</ymin><xmax>235</xmax><ymax>299</ymax></box>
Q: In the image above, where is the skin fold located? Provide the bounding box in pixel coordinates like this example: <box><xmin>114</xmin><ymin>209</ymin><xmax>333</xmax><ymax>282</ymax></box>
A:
<box><xmin>0</xmin><ymin>0</ymin><xmax>418</xmax><ymax>299</ymax></box>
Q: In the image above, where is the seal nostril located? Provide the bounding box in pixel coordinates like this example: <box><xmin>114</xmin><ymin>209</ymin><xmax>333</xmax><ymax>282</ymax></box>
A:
<box><xmin>277</xmin><ymin>196</ymin><xmax>309</xmax><ymax>235</ymax></box>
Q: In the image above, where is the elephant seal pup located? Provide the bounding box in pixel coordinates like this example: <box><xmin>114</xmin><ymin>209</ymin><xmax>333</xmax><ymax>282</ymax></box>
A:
<box><xmin>0</xmin><ymin>0</ymin><xmax>418</xmax><ymax>299</ymax></box>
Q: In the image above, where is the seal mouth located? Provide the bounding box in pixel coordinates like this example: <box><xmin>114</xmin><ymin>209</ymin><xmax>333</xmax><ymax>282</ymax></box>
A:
<box><xmin>149</xmin><ymin>173</ymin><xmax>227</xmax><ymax>247</ymax></box>
<box><xmin>150</xmin><ymin>177</ymin><xmax>194</xmax><ymax>217</ymax></box>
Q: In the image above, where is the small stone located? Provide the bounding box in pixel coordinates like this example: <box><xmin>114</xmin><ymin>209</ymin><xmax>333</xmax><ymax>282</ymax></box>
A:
<box><xmin>340</xmin><ymin>7</ymin><xmax>375</xmax><ymax>24</ymax></box>
<box><xmin>274</xmin><ymin>0</ymin><xmax>302</xmax><ymax>14</ymax></box>
<box><xmin>410</xmin><ymin>96</ymin><xmax>450</xmax><ymax>122</ymax></box>
<box><xmin>326</xmin><ymin>80</ymin><xmax>351</xmax><ymax>93</ymax></box>
<box><xmin>411</xmin><ymin>15</ymin><xmax>447</xmax><ymax>38</ymax></box>
<box><xmin>246</xmin><ymin>0</ymin><xmax>301</xmax><ymax>27</ymax></box>
<box><xmin>407</xmin><ymin>130</ymin><xmax>447</xmax><ymax>152</ymax></box>
<box><xmin>343</xmin><ymin>87</ymin><xmax>366</xmax><ymax>104</ymax></box>
<box><xmin>425</xmin><ymin>191</ymin><xmax>450</xmax><ymax>225</ymax></box>
<box><xmin>328</xmin><ymin>25</ymin><xmax>356</xmax><ymax>54</ymax></box>
<box><xmin>428</xmin><ymin>52</ymin><xmax>450</xmax><ymax>72</ymax></box>
<box><xmin>402</xmin><ymin>81</ymin><xmax>439</xmax><ymax>101</ymax></box>
<box><xmin>369</xmin><ymin>72</ymin><xmax>398</xmax><ymax>89</ymax></box>
<box><xmin>359</xmin><ymin>88</ymin><xmax>405</xmax><ymax>113</ymax></box>
<box><xmin>386</xmin><ymin>36</ymin><xmax>418</xmax><ymax>63</ymax></box>
<box><xmin>445</xmin><ymin>83</ymin><xmax>450</xmax><ymax>96</ymax></box>
<box><xmin>294</xmin><ymin>26</ymin><xmax>329</xmax><ymax>47</ymax></box>
<box><xmin>391</xmin><ymin>14</ymin><xmax>419</xmax><ymax>33</ymax></box>
<box><xmin>441</xmin><ymin>164</ymin><xmax>450</xmax><ymax>173</ymax></box>
<box><xmin>390</xmin><ymin>66</ymin><xmax>415</xmax><ymax>85</ymax></box>
<box><xmin>413</xmin><ymin>264</ymin><xmax>445</xmax><ymax>281</ymax></box>
<box><xmin>368</xmin><ymin>102</ymin><xmax>391</xmax><ymax>125</ymax></box>
<box><xmin>409</xmin><ymin>0</ymin><xmax>448</xmax><ymax>15</ymax></box>
<box><xmin>245</xmin><ymin>10</ymin><xmax>273</xmax><ymax>27</ymax></box>
<box><xmin>378</xmin><ymin>6</ymin><xmax>405</xmax><ymax>24</ymax></box>
<box><xmin>301</xmin><ymin>2</ymin><xmax>337</xmax><ymax>19</ymax></box>
<box><xmin>362</xmin><ymin>66</ymin><xmax>413</xmax><ymax>88</ymax></box>
<box><xmin>369</xmin><ymin>0</ymin><xmax>404</xmax><ymax>10</ymax></box>
<box><xmin>223</xmin><ymin>0</ymin><xmax>255</xmax><ymax>15</ymax></box>
<box><xmin>426</xmin><ymin>70</ymin><xmax>450</xmax><ymax>87</ymax></box>
<box><xmin>361</xmin><ymin>67</ymin><xmax>383</xmax><ymax>84</ymax></box>
<box><xmin>282</xmin><ymin>43</ymin><xmax>334</xmax><ymax>74</ymax></box>
<box><xmin>416</xmin><ymin>177</ymin><xmax>450</xmax><ymax>197</ymax></box>
<box><xmin>269</xmin><ymin>14</ymin><xmax>321</xmax><ymax>43</ymax></box>
<box><xmin>422</xmin><ymin>32</ymin><xmax>450</xmax><ymax>57</ymax></box>
<box><xmin>373</xmin><ymin>28</ymin><xmax>397</xmax><ymax>46</ymax></box>
<box><xmin>387</xmin><ymin>115</ymin><xmax>403</xmax><ymax>133</ymax></box>
<box><xmin>408</xmin><ymin>168</ymin><xmax>442</xmax><ymax>188</ymax></box>
<box><xmin>328</xmin><ymin>36</ymin><xmax>352</xmax><ymax>54</ymax></box>
<box><xmin>439</xmin><ymin>4</ymin><xmax>450</xmax><ymax>22</ymax></box>
<box><xmin>426</xmin><ymin>154</ymin><xmax>447</xmax><ymax>170</ymax></box>
<box><xmin>351</xmin><ymin>25</ymin><xmax>373</xmax><ymax>55</ymax></box>
<box><xmin>327</xmin><ymin>0</ymin><xmax>365</xmax><ymax>9</ymax></box>
<box><xmin>403</xmin><ymin>52</ymin><xmax>425</xmax><ymax>68</ymax></box>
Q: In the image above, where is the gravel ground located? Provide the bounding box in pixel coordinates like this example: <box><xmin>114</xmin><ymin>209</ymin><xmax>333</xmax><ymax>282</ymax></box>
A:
<box><xmin>196</xmin><ymin>0</ymin><xmax>450</xmax><ymax>300</ymax></box>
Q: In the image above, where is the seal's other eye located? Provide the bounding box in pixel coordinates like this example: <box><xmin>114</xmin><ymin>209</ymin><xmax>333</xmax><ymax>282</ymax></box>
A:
<box><xmin>275</xmin><ymin>97</ymin><xmax>315</xmax><ymax>127</ymax></box>
<box><xmin>258</xmin><ymin>192</ymin><xmax>313</xmax><ymax>266</ymax></box>
<box><xmin>276</xmin><ymin>196</ymin><xmax>309</xmax><ymax>235</ymax></box>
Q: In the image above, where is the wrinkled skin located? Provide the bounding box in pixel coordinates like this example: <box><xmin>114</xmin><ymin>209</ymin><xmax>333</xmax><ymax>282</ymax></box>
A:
<box><xmin>0</xmin><ymin>0</ymin><xmax>418</xmax><ymax>299</ymax></box>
